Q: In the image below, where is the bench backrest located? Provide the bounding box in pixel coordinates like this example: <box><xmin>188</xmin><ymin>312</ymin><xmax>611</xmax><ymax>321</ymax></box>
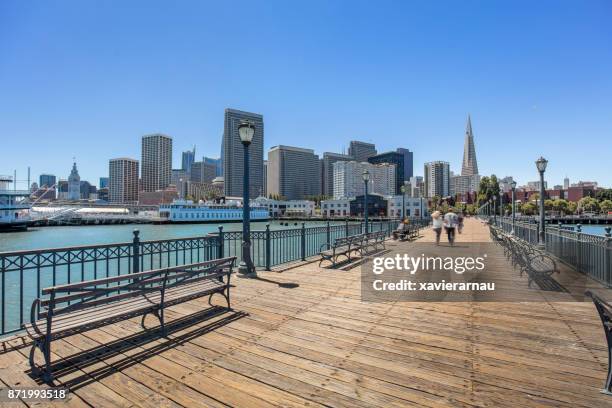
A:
<box><xmin>37</xmin><ymin>257</ymin><xmax>236</xmax><ymax>318</ymax></box>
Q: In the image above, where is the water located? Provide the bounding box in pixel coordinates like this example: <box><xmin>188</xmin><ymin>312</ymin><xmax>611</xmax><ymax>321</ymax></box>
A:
<box><xmin>0</xmin><ymin>220</ymin><xmax>334</xmax><ymax>252</ymax></box>
<box><xmin>560</xmin><ymin>224</ymin><xmax>609</xmax><ymax>237</ymax></box>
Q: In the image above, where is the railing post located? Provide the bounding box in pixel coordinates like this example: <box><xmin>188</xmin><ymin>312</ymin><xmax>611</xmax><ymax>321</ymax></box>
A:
<box><xmin>301</xmin><ymin>222</ymin><xmax>306</xmax><ymax>261</ymax></box>
<box><xmin>345</xmin><ymin>220</ymin><xmax>349</xmax><ymax>237</ymax></box>
<box><xmin>218</xmin><ymin>226</ymin><xmax>224</xmax><ymax>259</ymax></box>
<box><xmin>576</xmin><ymin>224</ymin><xmax>582</xmax><ymax>273</ymax></box>
<box><xmin>327</xmin><ymin>221</ymin><xmax>331</xmax><ymax>249</ymax></box>
<box><xmin>605</xmin><ymin>227</ymin><xmax>611</xmax><ymax>287</ymax></box>
<box><xmin>265</xmin><ymin>224</ymin><xmax>271</xmax><ymax>271</ymax></box>
<box><xmin>132</xmin><ymin>229</ymin><xmax>140</xmax><ymax>274</ymax></box>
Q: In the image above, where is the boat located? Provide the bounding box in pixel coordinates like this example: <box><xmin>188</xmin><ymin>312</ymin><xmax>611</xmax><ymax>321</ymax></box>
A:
<box><xmin>0</xmin><ymin>175</ymin><xmax>32</xmax><ymax>231</ymax></box>
<box><xmin>159</xmin><ymin>199</ymin><xmax>269</xmax><ymax>223</ymax></box>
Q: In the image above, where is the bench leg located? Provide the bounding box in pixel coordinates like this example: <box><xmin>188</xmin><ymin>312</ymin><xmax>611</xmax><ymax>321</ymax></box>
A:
<box><xmin>29</xmin><ymin>337</ymin><xmax>53</xmax><ymax>383</ymax></box>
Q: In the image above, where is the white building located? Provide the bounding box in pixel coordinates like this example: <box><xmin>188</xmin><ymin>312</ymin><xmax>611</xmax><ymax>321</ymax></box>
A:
<box><xmin>67</xmin><ymin>162</ymin><xmax>81</xmax><ymax>201</ymax></box>
<box><xmin>405</xmin><ymin>176</ymin><xmax>424</xmax><ymax>198</ymax></box>
<box><xmin>332</xmin><ymin>161</ymin><xmax>395</xmax><ymax>199</ymax></box>
<box><xmin>424</xmin><ymin>161</ymin><xmax>450</xmax><ymax>198</ymax></box>
<box><xmin>450</xmin><ymin>174</ymin><xmax>480</xmax><ymax>196</ymax></box>
<box><xmin>320</xmin><ymin>198</ymin><xmax>351</xmax><ymax>217</ymax></box>
<box><xmin>252</xmin><ymin>197</ymin><xmax>315</xmax><ymax>217</ymax></box>
<box><xmin>385</xmin><ymin>196</ymin><xmax>429</xmax><ymax>218</ymax></box>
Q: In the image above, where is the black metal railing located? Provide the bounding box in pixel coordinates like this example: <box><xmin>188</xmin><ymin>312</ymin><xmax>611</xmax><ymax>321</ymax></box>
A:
<box><xmin>0</xmin><ymin>218</ymin><xmax>430</xmax><ymax>336</ymax></box>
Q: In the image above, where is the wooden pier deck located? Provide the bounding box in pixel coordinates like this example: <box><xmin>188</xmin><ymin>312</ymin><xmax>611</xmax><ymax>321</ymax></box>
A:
<box><xmin>1</xmin><ymin>218</ymin><xmax>611</xmax><ymax>407</ymax></box>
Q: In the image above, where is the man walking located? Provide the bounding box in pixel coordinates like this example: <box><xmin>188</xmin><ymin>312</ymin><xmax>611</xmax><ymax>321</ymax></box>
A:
<box><xmin>444</xmin><ymin>209</ymin><xmax>458</xmax><ymax>245</ymax></box>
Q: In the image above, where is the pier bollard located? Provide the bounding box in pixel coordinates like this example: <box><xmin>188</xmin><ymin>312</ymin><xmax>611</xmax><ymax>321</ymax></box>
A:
<box><xmin>132</xmin><ymin>229</ymin><xmax>140</xmax><ymax>274</ymax></box>
<box><xmin>576</xmin><ymin>224</ymin><xmax>582</xmax><ymax>273</ymax></box>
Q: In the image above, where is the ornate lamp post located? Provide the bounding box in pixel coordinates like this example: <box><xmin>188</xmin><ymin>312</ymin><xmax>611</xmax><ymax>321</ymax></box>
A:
<box><xmin>492</xmin><ymin>195</ymin><xmax>497</xmax><ymax>225</ymax></box>
<box><xmin>511</xmin><ymin>180</ymin><xmax>517</xmax><ymax>235</ymax></box>
<box><xmin>362</xmin><ymin>170</ymin><xmax>370</xmax><ymax>233</ymax></box>
<box><xmin>238</xmin><ymin>120</ymin><xmax>256</xmax><ymax>277</ymax></box>
<box><xmin>536</xmin><ymin>156</ymin><xmax>548</xmax><ymax>248</ymax></box>
<box><xmin>499</xmin><ymin>189</ymin><xmax>503</xmax><ymax>218</ymax></box>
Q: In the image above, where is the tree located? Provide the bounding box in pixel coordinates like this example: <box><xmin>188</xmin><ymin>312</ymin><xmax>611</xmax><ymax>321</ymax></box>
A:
<box><xmin>600</xmin><ymin>199</ymin><xmax>612</xmax><ymax>214</ymax></box>
<box><xmin>477</xmin><ymin>175</ymin><xmax>500</xmax><ymax>206</ymax></box>
<box><xmin>551</xmin><ymin>199</ymin><xmax>569</xmax><ymax>214</ymax></box>
<box><xmin>578</xmin><ymin>196</ymin><xmax>600</xmax><ymax>213</ymax></box>
<box><xmin>567</xmin><ymin>201</ymin><xmax>577</xmax><ymax>215</ymax></box>
<box><xmin>521</xmin><ymin>202</ymin><xmax>537</xmax><ymax>215</ymax></box>
<box><xmin>596</xmin><ymin>189</ymin><xmax>612</xmax><ymax>201</ymax></box>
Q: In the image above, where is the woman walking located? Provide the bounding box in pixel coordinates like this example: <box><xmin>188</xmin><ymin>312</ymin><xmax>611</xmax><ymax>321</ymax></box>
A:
<box><xmin>431</xmin><ymin>211</ymin><xmax>443</xmax><ymax>245</ymax></box>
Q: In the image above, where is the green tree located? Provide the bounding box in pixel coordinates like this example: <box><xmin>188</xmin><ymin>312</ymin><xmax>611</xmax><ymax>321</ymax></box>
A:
<box><xmin>567</xmin><ymin>201</ymin><xmax>577</xmax><ymax>215</ymax></box>
<box><xmin>551</xmin><ymin>199</ymin><xmax>569</xmax><ymax>214</ymax></box>
<box><xmin>600</xmin><ymin>199</ymin><xmax>612</xmax><ymax>214</ymax></box>
<box><xmin>521</xmin><ymin>202</ymin><xmax>537</xmax><ymax>215</ymax></box>
<box><xmin>578</xmin><ymin>196</ymin><xmax>600</xmax><ymax>213</ymax></box>
<box><xmin>596</xmin><ymin>189</ymin><xmax>612</xmax><ymax>201</ymax></box>
<box><xmin>477</xmin><ymin>175</ymin><xmax>500</xmax><ymax>206</ymax></box>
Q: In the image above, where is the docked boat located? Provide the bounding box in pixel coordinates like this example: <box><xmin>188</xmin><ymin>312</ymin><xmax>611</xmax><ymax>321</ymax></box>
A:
<box><xmin>159</xmin><ymin>199</ymin><xmax>269</xmax><ymax>223</ymax></box>
<box><xmin>0</xmin><ymin>175</ymin><xmax>32</xmax><ymax>231</ymax></box>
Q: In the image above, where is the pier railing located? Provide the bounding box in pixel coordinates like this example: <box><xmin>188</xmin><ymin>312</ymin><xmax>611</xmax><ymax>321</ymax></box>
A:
<box><xmin>0</xmin><ymin>218</ymin><xmax>428</xmax><ymax>336</ymax></box>
<box><xmin>495</xmin><ymin>217</ymin><xmax>612</xmax><ymax>286</ymax></box>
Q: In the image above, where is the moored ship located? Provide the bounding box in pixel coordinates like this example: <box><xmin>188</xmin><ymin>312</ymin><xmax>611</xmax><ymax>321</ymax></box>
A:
<box><xmin>0</xmin><ymin>175</ymin><xmax>32</xmax><ymax>231</ymax></box>
<box><xmin>159</xmin><ymin>199</ymin><xmax>268</xmax><ymax>223</ymax></box>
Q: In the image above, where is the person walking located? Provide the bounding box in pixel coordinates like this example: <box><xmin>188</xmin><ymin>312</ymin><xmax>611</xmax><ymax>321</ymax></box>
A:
<box><xmin>444</xmin><ymin>209</ymin><xmax>458</xmax><ymax>245</ymax></box>
<box><xmin>457</xmin><ymin>212</ymin><xmax>464</xmax><ymax>234</ymax></box>
<box><xmin>431</xmin><ymin>211</ymin><xmax>443</xmax><ymax>245</ymax></box>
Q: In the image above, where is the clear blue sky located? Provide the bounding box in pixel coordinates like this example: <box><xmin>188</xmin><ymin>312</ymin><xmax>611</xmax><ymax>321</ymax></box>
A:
<box><xmin>1</xmin><ymin>0</ymin><xmax>610</xmax><ymax>189</ymax></box>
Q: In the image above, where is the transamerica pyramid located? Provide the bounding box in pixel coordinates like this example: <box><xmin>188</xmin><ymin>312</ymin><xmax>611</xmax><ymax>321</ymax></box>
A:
<box><xmin>461</xmin><ymin>114</ymin><xmax>479</xmax><ymax>176</ymax></box>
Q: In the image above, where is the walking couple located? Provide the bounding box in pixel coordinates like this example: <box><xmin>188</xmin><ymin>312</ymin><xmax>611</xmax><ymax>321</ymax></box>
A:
<box><xmin>432</xmin><ymin>210</ymin><xmax>462</xmax><ymax>246</ymax></box>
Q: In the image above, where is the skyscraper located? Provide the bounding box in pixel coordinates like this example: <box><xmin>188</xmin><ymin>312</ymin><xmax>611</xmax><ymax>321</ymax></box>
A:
<box><xmin>321</xmin><ymin>152</ymin><xmax>354</xmax><ymax>197</ymax></box>
<box><xmin>68</xmin><ymin>162</ymin><xmax>81</xmax><ymax>200</ymax></box>
<box><xmin>424</xmin><ymin>161</ymin><xmax>450</xmax><ymax>198</ymax></box>
<box><xmin>348</xmin><ymin>141</ymin><xmax>377</xmax><ymax>162</ymax></box>
<box><xmin>204</xmin><ymin>157</ymin><xmax>222</xmax><ymax>177</ymax></box>
<box><xmin>39</xmin><ymin>174</ymin><xmax>56</xmax><ymax>188</ymax></box>
<box><xmin>109</xmin><ymin>158</ymin><xmax>139</xmax><ymax>203</ymax></box>
<box><xmin>333</xmin><ymin>161</ymin><xmax>396</xmax><ymax>199</ymax></box>
<box><xmin>267</xmin><ymin>145</ymin><xmax>321</xmax><ymax>200</ymax></box>
<box><xmin>182</xmin><ymin>146</ymin><xmax>196</xmax><ymax>175</ymax></box>
<box><xmin>368</xmin><ymin>148</ymin><xmax>414</xmax><ymax>194</ymax></box>
<box><xmin>461</xmin><ymin>115</ymin><xmax>479</xmax><ymax>177</ymax></box>
<box><xmin>99</xmin><ymin>177</ymin><xmax>109</xmax><ymax>189</ymax></box>
<box><xmin>222</xmin><ymin>108</ymin><xmax>264</xmax><ymax>198</ymax></box>
<box><xmin>141</xmin><ymin>133</ymin><xmax>172</xmax><ymax>192</ymax></box>
<box><xmin>564</xmin><ymin>177</ymin><xmax>570</xmax><ymax>190</ymax></box>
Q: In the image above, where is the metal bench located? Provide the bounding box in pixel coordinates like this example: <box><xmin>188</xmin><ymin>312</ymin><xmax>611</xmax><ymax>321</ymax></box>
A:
<box><xmin>23</xmin><ymin>256</ymin><xmax>236</xmax><ymax>382</ymax></box>
<box><xmin>585</xmin><ymin>291</ymin><xmax>612</xmax><ymax>394</ymax></box>
<box><xmin>363</xmin><ymin>231</ymin><xmax>387</xmax><ymax>253</ymax></box>
<box><xmin>319</xmin><ymin>235</ymin><xmax>365</xmax><ymax>267</ymax></box>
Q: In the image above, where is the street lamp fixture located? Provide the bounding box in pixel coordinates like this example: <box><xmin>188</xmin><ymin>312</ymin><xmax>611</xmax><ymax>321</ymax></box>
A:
<box><xmin>238</xmin><ymin>120</ymin><xmax>256</xmax><ymax>277</ymax></box>
<box><xmin>492</xmin><ymin>195</ymin><xmax>497</xmax><ymax>224</ymax></box>
<box><xmin>535</xmin><ymin>156</ymin><xmax>548</xmax><ymax>248</ymax></box>
<box><xmin>510</xmin><ymin>180</ymin><xmax>517</xmax><ymax>235</ymax></box>
<box><xmin>362</xmin><ymin>170</ymin><xmax>370</xmax><ymax>233</ymax></box>
<box><xmin>400</xmin><ymin>184</ymin><xmax>407</xmax><ymax>220</ymax></box>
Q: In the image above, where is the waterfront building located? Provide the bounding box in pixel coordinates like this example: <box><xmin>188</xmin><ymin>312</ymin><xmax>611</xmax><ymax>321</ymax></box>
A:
<box><xmin>57</xmin><ymin>180</ymin><xmax>68</xmax><ymax>200</ymax></box>
<box><xmin>451</xmin><ymin>174</ymin><xmax>480</xmax><ymax>196</ymax></box>
<box><xmin>461</xmin><ymin>115</ymin><xmax>479</xmax><ymax>177</ymax></box>
<box><xmin>68</xmin><ymin>162</ymin><xmax>81</xmax><ymax>201</ymax></box>
<box><xmin>203</xmin><ymin>157</ymin><xmax>222</xmax><ymax>177</ymax></box>
<box><xmin>321</xmin><ymin>152</ymin><xmax>353</xmax><ymax>197</ymax></box>
<box><xmin>348</xmin><ymin>141</ymin><xmax>377</xmax><ymax>162</ymax></box>
<box><xmin>39</xmin><ymin>174</ymin><xmax>56</xmax><ymax>188</ymax></box>
<box><xmin>386</xmin><ymin>195</ymin><xmax>429</xmax><ymax>218</ymax></box>
<box><xmin>424</xmin><ymin>161</ymin><xmax>450</xmax><ymax>198</ymax></box>
<box><xmin>267</xmin><ymin>145</ymin><xmax>321</xmax><ymax>200</ymax></box>
<box><xmin>350</xmin><ymin>194</ymin><xmax>387</xmax><ymax>217</ymax></box>
<box><xmin>526</xmin><ymin>180</ymin><xmax>547</xmax><ymax>191</ymax></box>
<box><xmin>97</xmin><ymin>187</ymin><xmax>109</xmax><ymax>202</ymax></box>
<box><xmin>320</xmin><ymin>198</ymin><xmax>351</xmax><ymax>217</ymax></box>
<box><xmin>367</xmin><ymin>148</ymin><xmax>413</xmax><ymax>194</ymax></box>
<box><xmin>182</xmin><ymin>146</ymin><xmax>196</xmax><ymax>176</ymax></box>
<box><xmin>189</xmin><ymin>161</ymin><xmax>216</xmax><ymax>184</ymax></box>
<box><xmin>406</xmin><ymin>176</ymin><xmax>424</xmax><ymax>198</ymax></box>
<box><xmin>171</xmin><ymin>169</ymin><xmax>187</xmax><ymax>186</ymax></box>
<box><xmin>80</xmin><ymin>181</ymin><xmax>96</xmax><ymax>200</ymax></box>
<box><xmin>109</xmin><ymin>158</ymin><xmax>139</xmax><ymax>204</ymax></box>
<box><xmin>252</xmin><ymin>197</ymin><xmax>316</xmax><ymax>217</ymax></box>
<box><xmin>564</xmin><ymin>177</ymin><xmax>570</xmax><ymax>190</ymax></box>
<box><xmin>222</xmin><ymin>108</ymin><xmax>264</xmax><ymax>199</ymax></box>
<box><xmin>141</xmin><ymin>133</ymin><xmax>172</xmax><ymax>192</ymax></box>
<box><xmin>332</xmin><ymin>161</ymin><xmax>396</xmax><ymax>199</ymax></box>
<box><xmin>99</xmin><ymin>177</ymin><xmax>109</xmax><ymax>189</ymax></box>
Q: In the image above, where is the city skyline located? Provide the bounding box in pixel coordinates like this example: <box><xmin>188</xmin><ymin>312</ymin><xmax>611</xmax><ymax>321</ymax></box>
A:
<box><xmin>1</xmin><ymin>1</ymin><xmax>611</xmax><ymax>187</ymax></box>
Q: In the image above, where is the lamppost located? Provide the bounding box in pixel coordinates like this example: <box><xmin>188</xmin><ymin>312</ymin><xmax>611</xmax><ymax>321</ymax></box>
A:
<box><xmin>511</xmin><ymin>180</ymin><xmax>517</xmax><ymax>235</ymax></box>
<box><xmin>238</xmin><ymin>120</ymin><xmax>256</xmax><ymax>277</ymax></box>
<box><xmin>492</xmin><ymin>195</ymin><xmax>497</xmax><ymax>225</ymax></box>
<box><xmin>363</xmin><ymin>170</ymin><xmax>370</xmax><ymax>233</ymax></box>
<box><xmin>536</xmin><ymin>156</ymin><xmax>548</xmax><ymax>248</ymax></box>
<box><xmin>400</xmin><ymin>181</ymin><xmax>408</xmax><ymax>220</ymax></box>
<box><xmin>499</xmin><ymin>189</ymin><xmax>503</xmax><ymax>219</ymax></box>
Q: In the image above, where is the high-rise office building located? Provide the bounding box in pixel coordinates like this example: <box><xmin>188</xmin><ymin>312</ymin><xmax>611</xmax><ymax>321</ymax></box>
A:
<box><xmin>182</xmin><ymin>147</ymin><xmax>196</xmax><ymax>176</ymax></box>
<box><xmin>99</xmin><ymin>177</ymin><xmax>109</xmax><ymax>189</ymax></box>
<box><xmin>68</xmin><ymin>162</ymin><xmax>81</xmax><ymax>200</ymax></box>
<box><xmin>461</xmin><ymin>115</ymin><xmax>479</xmax><ymax>177</ymax></box>
<box><xmin>564</xmin><ymin>177</ymin><xmax>570</xmax><ymax>190</ymax></box>
<box><xmin>222</xmin><ymin>109</ymin><xmax>264</xmax><ymax>198</ymax></box>
<box><xmin>109</xmin><ymin>158</ymin><xmax>139</xmax><ymax>203</ymax></box>
<box><xmin>267</xmin><ymin>145</ymin><xmax>321</xmax><ymax>200</ymax></box>
<box><xmin>368</xmin><ymin>148</ymin><xmax>413</xmax><ymax>194</ymax></box>
<box><xmin>204</xmin><ymin>157</ymin><xmax>222</xmax><ymax>177</ymax></box>
<box><xmin>332</xmin><ymin>161</ymin><xmax>396</xmax><ymax>199</ymax></box>
<box><xmin>348</xmin><ymin>141</ymin><xmax>377</xmax><ymax>162</ymax></box>
<box><xmin>141</xmin><ymin>133</ymin><xmax>172</xmax><ymax>192</ymax></box>
<box><xmin>263</xmin><ymin>160</ymin><xmax>268</xmax><ymax>197</ymax></box>
<box><xmin>321</xmin><ymin>152</ymin><xmax>353</xmax><ymax>197</ymax></box>
<box><xmin>39</xmin><ymin>174</ymin><xmax>56</xmax><ymax>188</ymax></box>
<box><xmin>424</xmin><ymin>161</ymin><xmax>450</xmax><ymax>198</ymax></box>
